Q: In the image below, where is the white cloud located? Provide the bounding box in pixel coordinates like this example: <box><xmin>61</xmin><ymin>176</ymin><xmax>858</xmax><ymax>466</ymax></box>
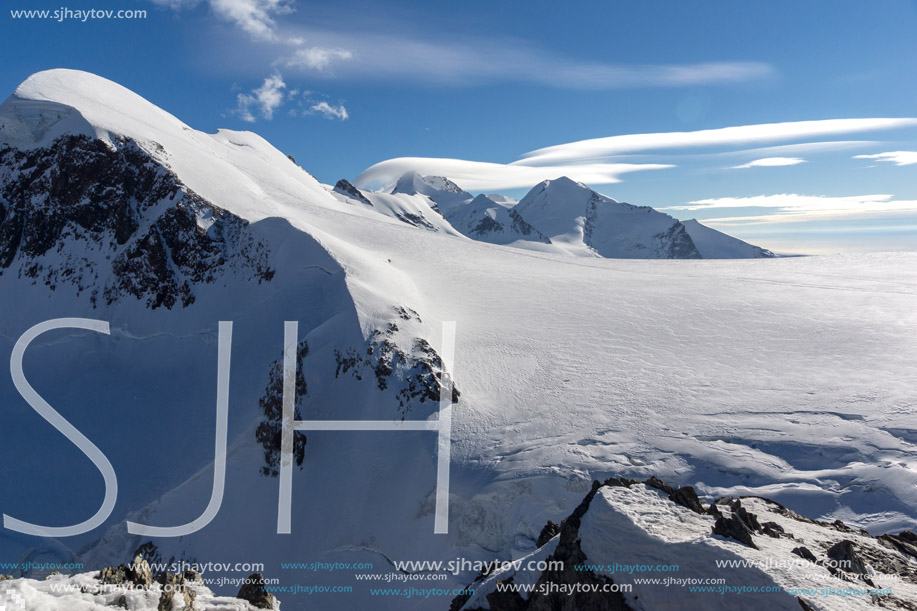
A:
<box><xmin>724</xmin><ymin>141</ymin><xmax>879</xmax><ymax>157</ymax></box>
<box><xmin>517</xmin><ymin>119</ymin><xmax>917</xmax><ymax>166</ymax></box>
<box><xmin>150</xmin><ymin>0</ymin><xmax>291</xmax><ymax>40</ymax></box>
<box><xmin>354</xmin><ymin>158</ymin><xmax>672</xmax><ymax>191</ymax></box>
<box><xmin>355</xmin><ymin>118</ymin><xmax>917</xmax><ymax>191</ymax></box>
<box><xmin>309</xmin><ymin>101</ymin><xmax>349</xmax><ymax>121</ymax></box>
<box><xmin>236</xmin><ymin>73</ymin><xmax>286</xmax><ymax>121</ymax></box>
<box><xmin>283</xmin><ymin>47</ymin><xmax>354</xmax><ymax>71</ymax></box>
<box><xmin>854</xmin><ymin>151</ymin><xmax>917</xmax><ymax>166</ymax></box>
<box><xmin>663</xmin><ymin>193</ymin><xmax>917</xmax><ymax>225</ymax></box>
<box><xmin>275</xmin><ymin>28</ymin><xmax>774</xmax><ymax>89</ymax></box>
<box><xmin>732</xmin><ymin>157</ymin><xmax>807</xmax><ymax>169</ymax></box>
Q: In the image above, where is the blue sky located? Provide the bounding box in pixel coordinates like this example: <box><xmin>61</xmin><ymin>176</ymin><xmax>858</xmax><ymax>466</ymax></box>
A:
<box><xmin>3</xmin><ymin>0</ymin><xmax>917</xmax><ymax>253</ymax></box>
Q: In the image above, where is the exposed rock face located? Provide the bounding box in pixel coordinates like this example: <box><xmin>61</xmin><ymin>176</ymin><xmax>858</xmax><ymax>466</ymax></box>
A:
<box><xmin>96</xmin><ymin>552</ymin><xmax>156</xmax><ymax>589</ymax></box>
<box><xmin>536</xmin><ymin>520</ymin><xmax>561</xmax><ymax>547</ymax></box>
<box><xmin>334</xmin><ymin>318</ymin><xmax>460</xmax><ymax>418</ymax></box>
<box><xmin>645</xmin><ymin>219</ymin><xmax>702</xmax><ymax>259</ymax></box>
<box><xmin>334</xmin><ymin>178</ymin><xmax>373</xmax><ymax>207</ymax></box>
<box><xmin>0</xmin><ymin>135</ymin><xmax>273</xmax><ymax>309</ymax></box>
<box><xmin>130</xmin><ymin>554</ymin><xmax>154</xmax><ymax>587</ymax></box>
<box><xmin>256</xmin><ymin>340</ymin><xmax>309</xmax><ymax>477</ymax></box>
<box><xmin>157</xmin><ymin>572</ymin><xmax>195</xmax><ymax>611</ymax></box>
<box><xmin>455</xmin><ymin>481</ymin><xmax>632</xmax><ymax>611</ymax></box>
<box><xmin>827</xmin><ymin>540</ymin><xmax>871</xmax><ymax>580</ymax></box>
<box><xmin>713</xmin><ymin>514</ymin><xmax>759</xmax><ymax>549</ymax></box>
<box><xmin>237</xmin><ymin>573</ymin><xmax>276</xmax><ymax>609</ymax></box>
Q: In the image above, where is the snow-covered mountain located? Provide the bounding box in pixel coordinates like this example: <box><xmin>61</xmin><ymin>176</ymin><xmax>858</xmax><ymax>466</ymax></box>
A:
<box><xmin>511</xmin><ymin>176</ymin><xmax>701</xmax><ymax>259</ymax></box>
<box><xmin>328</xmin><ymin>178</ymin><xmax>459</xmax><ymax>234</ymax></box>
<box><xmin>682</xmin><ymin>218</ymin><xmax>775</xmax><ymax>259</ymax></box>
<box><xmin>389</xmin><ymin>171</ymin><xmax>473</xmax><ymax>215</ymax></box>
<box><xmin>2</xmin><ymin>70</ymin><xmax>917</xmax><ymax>611</ymax></box>
<box><xmin>376</xmin><ymin>172</ymin><xmax>773</xmax><ymax>260</ymax></box>
<box><xmin>445</xmin><ymin>194</ymin><xmax>551</xmax><ymax>247</ymax></box>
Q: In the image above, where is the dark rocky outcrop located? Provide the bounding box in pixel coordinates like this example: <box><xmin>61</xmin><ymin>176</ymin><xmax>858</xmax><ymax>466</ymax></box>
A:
<box><xmin>826</xmin><ymin>540</ymin><xmax>870</xmax><ymax>578</ymax></box>
<box><xmin>256</xmin><ymin>340</ymin><xmax>309</xmax><ymax>477</ymax></box>
<box><xmin>334</xmin><ymin>178</ymin><xmax>373</xmax><ymax>207</ymax></box>
<box><xmin>536</xmin><ymin>520</ymin><xmax>561</xmax><ymax>547</ymax></box>
<box><xmin>237</xmin><ymin>573</ymin><xmax>276</xmax><ymax>609</ymax></box>
<box><xmin>0</xmin><ymin>135</ymin><xmax>273</xmax><ymax>309</ymax></box>
<box><xmin>456</xmin><ymin>480</ymin><xmax>633</xmax><ymax>611</ymax></box>
<box><xmin>157</xmin><ymin>572</ymin><xmax>195</xmax><ymax>611</ymax></box>
<box><xmin>334</xmin><ymin>320</ymin><xmax>461</xmax><ymax>418</ymax></box>
<box><xmin>791</xmin><ymin>546</ymin><xmax>818</xmax><ymax>563</ymax></box>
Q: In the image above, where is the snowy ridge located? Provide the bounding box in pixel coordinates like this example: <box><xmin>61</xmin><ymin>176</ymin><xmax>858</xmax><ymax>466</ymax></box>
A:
<box><xmin>0</xmin><ymin>69</ymin><xmax>344</xmax><ymax>226</ymax></box>
<box><xmin>457</xmin><ymin>478</ymin><xmax>917</xmax><ymax>610</ymax></box>
<box><xmin>682</xmin><ymin>218</ymin><xmax>775</xmax><ymax>259</ymax></box>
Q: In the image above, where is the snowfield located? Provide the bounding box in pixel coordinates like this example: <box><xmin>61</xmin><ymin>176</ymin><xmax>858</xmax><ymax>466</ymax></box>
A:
<box><xmin>0</xmin><ymin>572</ymin><xmax>277</xmax><ymax>611</ymax></box>
<box><xmin>1</xmin><ymin>70</ymin><xmax>916</xmax><ymax>610</ymax></box>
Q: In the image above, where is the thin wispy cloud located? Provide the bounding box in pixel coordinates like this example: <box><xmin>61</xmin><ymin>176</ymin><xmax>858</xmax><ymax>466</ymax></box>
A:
<box><xmin>665</xmin><ymin>194</ymin><xmax>917</xmax><ymax>225</ymax></box>
<box><xmin>357</xmin><ymin>119</ymin><xmax>917</xmax><ymax>191</ymax></box>
<box><xmin>309</xmin><ymin>101</ymin><xmax>349</xmax><ymax>121</ymax></box>
<box><xmin>150</xmin><ymin>0</ymin><xmax>292</xmax><ymax>41</ymax></box>
<box><xmin>725</xmin><ymin>141</ymin><xmax>880</xmax><ymax>157</ymax></box>
<box><xmin>854</xmin><ymin>151</ymin><xmax>917</xmax><ymax>166</ymax></box>
<box><xmin>355</xmin><ymin>158</ymin><xmax>672</xmax><ymax>191</ymax></box>
<box><xmin>283</xmin><ymin>47</ymin><xmax>353</xmax><ymax>71</ymax></box>
<box><xmin>732</xmin><ymin>157</ymin><xmax>806</xmax><ymax>169</ymax></box>
<box><xmin>152</xmin><ymin>1</ymin><xmax>775</xmax><ymax>90</ymax></box>
<box><xmin>236</xmin><ymin>72</ymin><xmax>286</xmax><ymax>121</ymax></box>
<box><xmin>517</xmin><ymin>119</ymin><xmax>917</xmax><ymax>166</ymax></box>
<box><xmin>274</xmin><ymin>28</ymin><xmax>775</xmax><ymax>89</ymax></box>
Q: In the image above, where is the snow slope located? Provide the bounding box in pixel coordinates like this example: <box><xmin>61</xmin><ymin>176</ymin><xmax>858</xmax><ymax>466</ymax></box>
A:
<box><xmin>682</xmin><ymin>218</ymin><xmax>775</xmax><ymax>259</ymax></box>
<box><xmin>2</xmin><ymin>70</ymin><xmax>917</xmax><ymax>610</ymax></box>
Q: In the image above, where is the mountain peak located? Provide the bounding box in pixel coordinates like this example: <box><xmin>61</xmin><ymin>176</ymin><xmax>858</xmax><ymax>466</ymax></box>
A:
<box><xmin>515</xmin><ymin>176</ymin><xmax>699</xmax><ymax>258</ymax></box>
<box><xmin>0</xmin><ymin>69</ymin><xmax>189</xmax><ymax>150</ymax></box>
<box><xmin>0</xmin><ymin>69</ymin><xmax>337</xmax><ymax>225</ymax></box>
<box><xmin>390</xmin><ymin>171</ymin><xmax>472</xmax><ymax>213</ymax></box>
<box><xmin>532</xmin><ymin>176</ymin><xmax>620</xmax><ymax>203</ymax></box>
<box><xmin>391</xmin><ymin>171</ymin><xmax>466</xmax><ymax>197</ymax></box>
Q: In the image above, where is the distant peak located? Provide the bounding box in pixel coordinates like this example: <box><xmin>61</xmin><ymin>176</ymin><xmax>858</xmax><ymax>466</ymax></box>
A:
<box><xmin>540</xmin><ymin>176</ymin><xmax>591</xmax><ymax>191</ymax></box>
<box><xmin>334</xmin><ymin>178</ymin><xmax>373</xmax><ymax>207</ymax></box>
<box><xmin>469</xmin><ymin>193</ymin><xmax>497</xmax><ymax>206</ymax></box>
<box><xmin>391</xmin><ymin>171</ymin><xmax>467</xmax><ymax>196</ymax></box>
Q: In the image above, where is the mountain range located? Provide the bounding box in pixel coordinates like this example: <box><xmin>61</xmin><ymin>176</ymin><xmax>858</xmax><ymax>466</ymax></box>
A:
<box><xmin>1</xmin><ymin>70</ymin><xmax>916</xmax><ymax>611</ymax></box>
